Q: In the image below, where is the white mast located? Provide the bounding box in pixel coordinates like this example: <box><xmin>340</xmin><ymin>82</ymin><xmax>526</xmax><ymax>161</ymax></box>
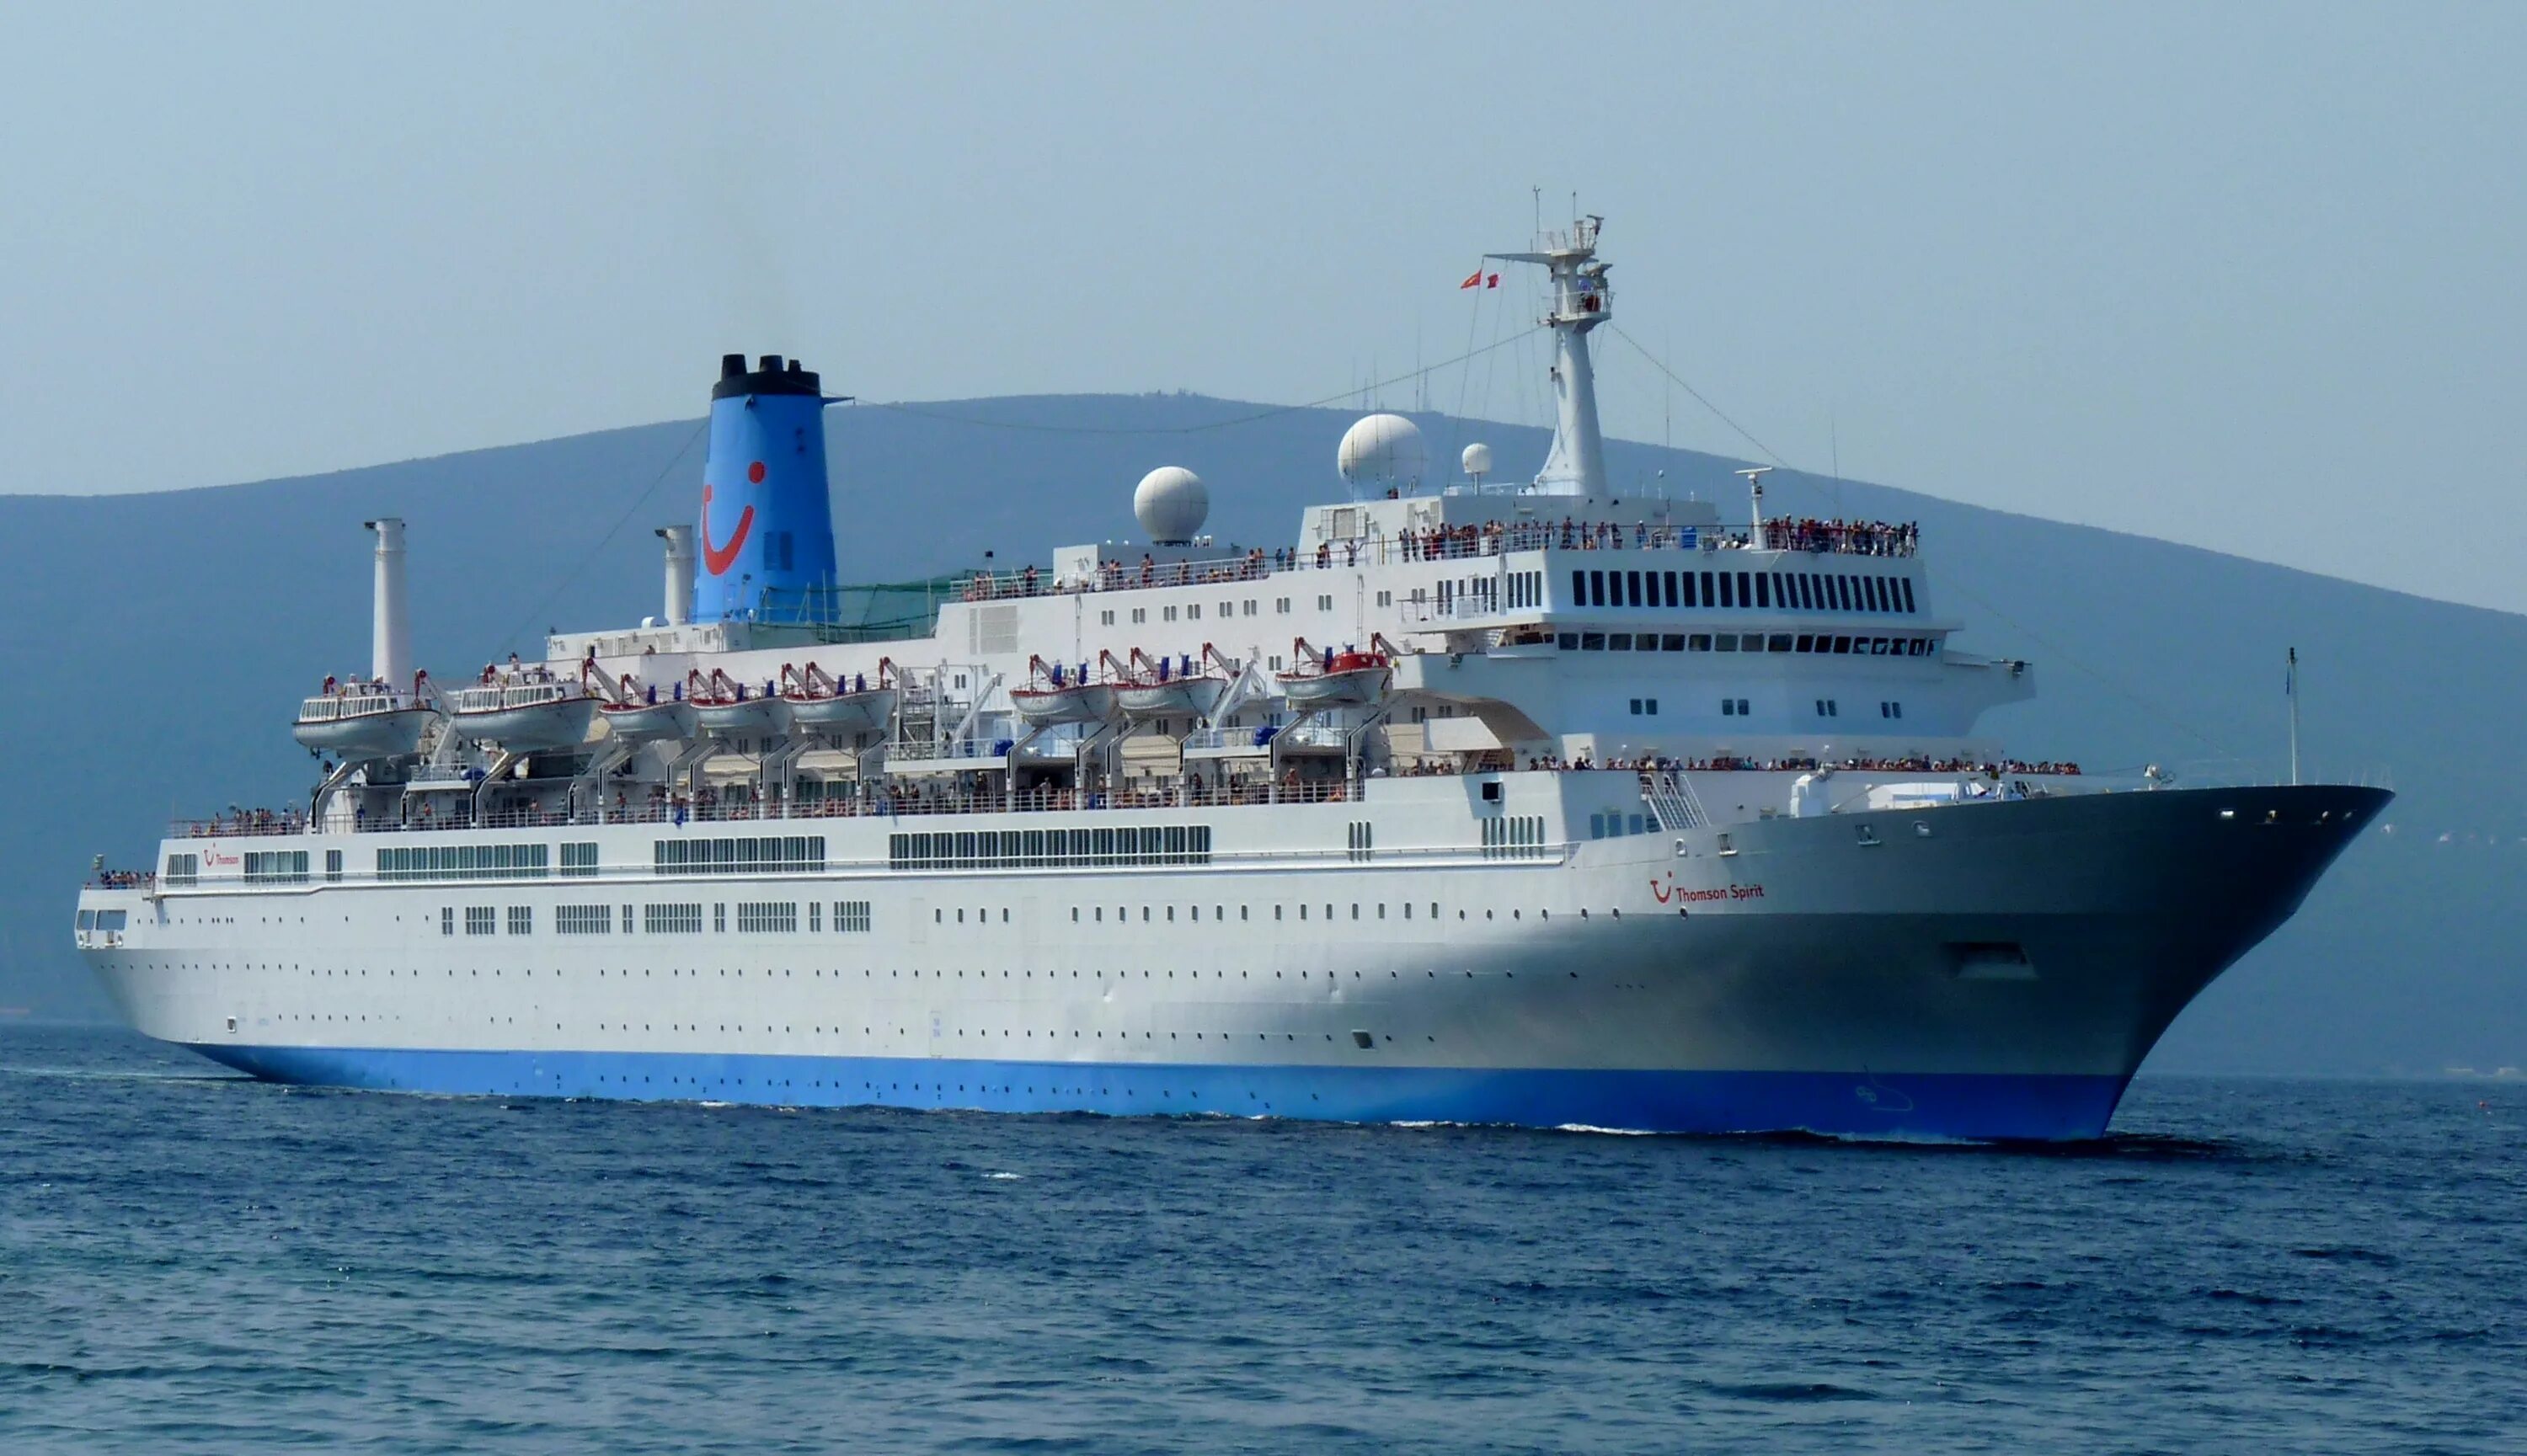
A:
<box><xmin>1492</xmin><ymin>214</ymin><xmax>1612</xmax><ymax>497</ymax></box>
<box><xmin>2287</xmin><ymin>646</ymin><xmax>2300</xmax><ymax>786</ymax></box>
<box><xmin>363</xmin><ymin>517</ymin><xmax>409</xmax><ymax>687</ymax></box>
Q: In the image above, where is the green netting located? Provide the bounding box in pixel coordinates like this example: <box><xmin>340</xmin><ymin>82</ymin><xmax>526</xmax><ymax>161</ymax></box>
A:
<box><xmin>753</xmin><ymin>577</ymin><xmax>959</xmax><ymax>641</ymax></box>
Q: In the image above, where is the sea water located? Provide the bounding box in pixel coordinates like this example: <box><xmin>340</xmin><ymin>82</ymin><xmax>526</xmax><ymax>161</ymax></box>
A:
<box><xmin>2</xmin><ymin>1026</ymin><xmax>2519</xmax><ymax>1453</ymax></box>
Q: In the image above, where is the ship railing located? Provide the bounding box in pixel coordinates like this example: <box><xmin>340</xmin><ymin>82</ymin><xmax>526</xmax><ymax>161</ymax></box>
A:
<box><xmin>948</xmin><ymin>520</ymin><xmax>1922</xmax><ymax>601</ymax></box>
<box><xmin>1183</xmin><ymin>723</ymin><xmax>1345</xmax><ymax>752</ymax></box>
<box><xmin>1639</xmin><ymin>771</ymin><xmax>1710</xmax><ymax>832</ymax></box>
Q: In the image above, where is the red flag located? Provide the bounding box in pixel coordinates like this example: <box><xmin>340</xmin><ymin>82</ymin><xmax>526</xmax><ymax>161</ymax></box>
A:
<box><xmin>1460</xmin><ymin>268</ymin><xmax>1483</xmax><ymax>289</ymax></box>
<box><xmin>1487</xmin><ymin>273</ymin><xmax>1500</xmax><ymax>288</ymax></box>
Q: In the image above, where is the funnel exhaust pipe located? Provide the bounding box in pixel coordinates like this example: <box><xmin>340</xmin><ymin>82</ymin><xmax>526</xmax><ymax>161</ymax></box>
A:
<box><xmin>657</xmin><ymin>525</ymin><xmax>695</xmax><ymax>626</ymax></box>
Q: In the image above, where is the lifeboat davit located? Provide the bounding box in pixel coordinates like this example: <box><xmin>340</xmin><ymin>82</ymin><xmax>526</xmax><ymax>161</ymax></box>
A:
<box><xmin>1276</xmin><ymin>648</ymin><xmax>1391</xmax><ymax>708</ymax></box>
<box><xmin>599</xmin><ymin>697</ymin><xmax>697</xmax><ymax>744</ymax></box>
<box><xmin>292</xmin><ymin>691</ymin><xmax>436</xmax><ymax>759</ymax></box>
<box><xmin>447</xmin><ymin>680</ymin><xmax>597</xmax><ymax>751</ymax></box>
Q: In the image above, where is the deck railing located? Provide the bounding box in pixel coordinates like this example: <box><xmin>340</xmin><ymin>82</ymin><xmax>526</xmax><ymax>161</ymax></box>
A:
<box><xmin>948</xmin><ymin>518</ymin><xmax>1920</xmax><ymax>601</ymax></box>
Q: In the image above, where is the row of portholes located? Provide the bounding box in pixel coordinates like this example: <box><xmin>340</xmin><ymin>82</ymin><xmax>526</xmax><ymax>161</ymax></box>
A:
<box><xmin>1065</xmin><ymin>903</ymin><xmax>1628</xmax><ymax>925</ymax></box>
<box><xmin>571</xmin><ymin>1075</ymin><xmax>1328</xmax><ymax>1104</ymax></box>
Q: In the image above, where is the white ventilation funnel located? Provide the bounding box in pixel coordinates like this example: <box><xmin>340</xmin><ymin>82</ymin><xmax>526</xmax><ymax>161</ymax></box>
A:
<box><xmin>657</xmin><ymin>525</ymin><xmax>695</xmax><ymax>627</ymax></box>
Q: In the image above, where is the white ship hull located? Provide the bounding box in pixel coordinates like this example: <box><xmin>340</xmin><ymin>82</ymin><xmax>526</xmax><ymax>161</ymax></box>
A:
<box><xmin>79</xmin><ymin>777</ymin><xmax>2385</xmax><ymax>1140</ymax></box>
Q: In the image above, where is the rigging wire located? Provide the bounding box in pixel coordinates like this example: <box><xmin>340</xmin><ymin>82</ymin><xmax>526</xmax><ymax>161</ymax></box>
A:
<box><xmin>1605</xmin><ymin>323</ymin><xmax>2233</xmax><ymax>757</ymax></box>
<box><xmin>498</xmin><ymin>417</ymin><xmax>710</xmax><ymax>654</ymax></box>
<box><xmin>859</xmin><ymin>328</ymin><xmax>1544</xmax><ymax>438</ymax></box>
<box><xmin>1607</xmin><ymin>323</ymin><xmax>1789</xmax><ymax>469</ymax></box>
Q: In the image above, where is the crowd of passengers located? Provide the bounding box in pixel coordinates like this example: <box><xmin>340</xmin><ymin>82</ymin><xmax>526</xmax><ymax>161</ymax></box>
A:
<box><xmin>955</xmin><ymin>516</ymin><xmax>1923</xmax><ymax>600</ymax></box>
<box><xmin>194</xmin><ymin>746</ymin><xmax>2084</xmax><ymax>838</ymax></box>
<box><xmin>90</xmin><ymin>869</ymin><xmax>153</xmax><ymax>888</ymax></box>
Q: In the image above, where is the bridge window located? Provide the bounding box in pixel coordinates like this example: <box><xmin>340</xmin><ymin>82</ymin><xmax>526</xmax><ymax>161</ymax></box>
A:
<box><xmin>1718</xmin><ymin>573</ymin><xmax>1734</xmax><ymax>608</ymax></box>
<box><xmin>1737</xmin><ymin>571</ymin><xmax>1751</xmax><ymax>607</ymax></box>
<box><xmin>1661</xmin><ymin>571</ymin><xmax>1678</xmax><ymax>606</ymax></box>
<box><xmin>1900</xmin><ymin>579</ymin><xmax>1917</xmax><ymax>612</ymax></box>
<box><xmin>1755</xmin><ymin>574</ymin><xmax>1771</xmax><ymax>609</ymax></box>
<box><xmin>1626</xmin><ymin>570</ymin><xmax>1642</xmax><ymax>605</ymax></box>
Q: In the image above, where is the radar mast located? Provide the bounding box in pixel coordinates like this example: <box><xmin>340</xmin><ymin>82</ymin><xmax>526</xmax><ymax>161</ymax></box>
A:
<box><xmin>1490</xmin><ymin>214</ymin><xmax>1611</xmax><ymax>497</ymax></box>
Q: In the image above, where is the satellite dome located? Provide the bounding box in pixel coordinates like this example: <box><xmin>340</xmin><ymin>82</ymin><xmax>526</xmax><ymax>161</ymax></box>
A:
<box><xmin>1461</xmin><ymin>442</ymin><xmax>1493</xmax><ymax>481</ymax></box>
<box><xmin>1337</xmin><ymin>413</ymin><xmax>1427</xmax><ymax>493</ymax></box>
<box><xmin>1132</xmin><ymin>466</ymin><xmax>1209</xmax><ymax>544</ymax></box>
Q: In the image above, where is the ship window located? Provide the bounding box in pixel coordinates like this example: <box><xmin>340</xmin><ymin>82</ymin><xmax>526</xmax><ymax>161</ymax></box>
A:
<box><xmin>1740</xmin><ymin>634</ymin><xmax>1765</xmax><ymax>652</ymax></box>
<box><xmin>507</xmin><ymin>905</ymin><xmax>532</xmax><ymax>935</ymax></box>
<box><xmin>1626</xmin><ymin>570</ymin><xmax>1642</xmax><ymax>606</ymax></box>
<box><xmin>1768</xmin><ymin>633</ymin><xmax>1793</xmax><ymax>653</ymax></box>
<box><xmin>1901</xmin><ymin>579</ymin><xmax>1918</xmax><ymax>613</ymax></box>
<box><xmin>1736</xmin><ymin>571</ymin><xmax>1751</xmax><ymax>608</ymax></box>
<box><xmin>164</xmin><ymin>853</ymin><xmax>199</xmax><ymax>887</ymax></box>
<box><xmin>1712</xmin><ymin>633</ymin><xmax>1737</xmax><ymax>653</ymax></box>
<box><xmin>1873</xmin><ymin>578</ymin><xmax>1893</xmax><ymax>612</ymax></box>
<box><xmin>1657</xmin><ymin>633</ymin><xmax>1682</xmax><ymax>651</ymax></box>
<box><xmin>1796</xmin><ymin>633</ymin><xmax>1815</xmax><ymax>653</ymax></box>
<box><xmin>1663</xmin><ymin>571</ymin><xmax>1679</xmax><ymax>606</ymax></box>
<box><xmin>1718</xmin><ymin>572</ymin><xmax>1734</xmax><ymax>608</ymax></box>
<box><xmin>558</xmin><ymin>904</ymin><xmax>612</xmax><ymax>935</ymax></box>
<box><xmin>1737</xmin><ymin>698</ymin><xmax>1750</xmax><ymax>715</ymax></box>
<box><xmin>1686</xmin><ymin>633</ymin><xmax>1711</xmax><ymax>651</ymax></box>
<box><xmin>1871</xmin><ymin>637</ymin><xmax>1891</xmax><ymax>656</ymax></box>
<box><xmin>1131</xmin><ymin>608</ymin><xmax>1146</xmax><ymax>624</ymax></box>
<box><xmin>441</xmin><ymin>906</ymin><xmax>455</xmax><ymax>936</ymax></box>
<box><xmin>325</xmin><ymin>849</ymin><xmax>343</xmax><ymax>883</ymax></box>
<box><xmin>1580</xmin><ymin>632</ymin><xmax>1605</xmax><ymax>650</ymax></box>
<box><xmin>644</xmin><ymin>903</ymin><xmax>703</xmax><ymax>934</ymax></box>
<box><xmin>1755</xmin><ymin>575</ymin><xmax>1771</xmax><ymax>609</ymax></box>
<box><xmin>1833</xmin><ymin>635</ymin><xmax>1854</xmax><ymax>654</ymax></box>
<box><xmin>1682</xmin><ymin>571</ymin><xmax>1698</xmax><ymax>606</ymax></box>
<box><xmin>1721</xmin><ymin>700</ymin><xmax>1736</xmax><ymax>717</ymax></box>
<box><xmin>1607</xmin><ymin>632</ymin><xmax>1632</xmax><ymax>650</ymax></box>
<box><xmin>1839</xmin><ymin>576</ymin><xmax>1857</xmax><ymax>611</ymax></box>
<box><xmin>1584</xmin><ymin>569</ymin><xmax>1601</xmax><ymax>605</ymax></box>
<box><xmin>737</xmin><ymin>902</ymin><xmax>799</xmax><ymax>933</ymax></box>
<box><xmin>1629</xmin><ymin>698</ymin><xmax>1641</xmax><ymax>715</ymax></box>
<box><xmin>465</xmin><ymin>906</ymin><xmax>496</xmax><ymax>936</ymax></box>
<box><xmin>1699</xmin><ymin>570</ymin><xmax>1715</xmax><ymax>606</ymax></box>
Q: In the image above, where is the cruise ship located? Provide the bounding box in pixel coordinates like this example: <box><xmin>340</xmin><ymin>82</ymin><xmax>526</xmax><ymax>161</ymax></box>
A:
<box><xmin>74</xmin><ymin>218</ymin><xmax>2386</xmax><ymax>1139</ymax></box>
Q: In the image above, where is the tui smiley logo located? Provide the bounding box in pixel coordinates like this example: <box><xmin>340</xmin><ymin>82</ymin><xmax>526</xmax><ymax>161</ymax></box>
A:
<box><xmin>701</xmin><ymin>461</ymin><xmax>765</xmax><ymax>575</ymax></box>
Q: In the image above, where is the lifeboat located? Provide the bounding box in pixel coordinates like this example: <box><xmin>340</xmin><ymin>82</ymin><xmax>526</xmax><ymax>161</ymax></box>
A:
<box><xmin>446</xmin><ymin>677</ymin><xmax>597</xmax><ymax>751</ymax></box>
<box><xmin>688</xmin><ymin>668</ymin><xmax>791</xmax><ymax>736</ymax></box>
<box><xmin>599</xmin><ymin>696</ymin><xmax>697</xmax><ymax>744</ymax></box>
<box><xmin>292</xmin><ymin>680</ymin><xmax>436</xmax><ymax>759</ymax></box>
<box><xmin>1011</xmin><ymin>655</ymin><xmax>1115</xmax><ymax>726</ymax></box>
<box><xmin>1111</xmin><ymin>649</ymin><xmax>1228</xmax><ymax>720</ymax></box>
<box><xmin>779</xmin><ymin>661</ymin><xmax>897</xmax><ymax>738</ymax></box>
<box><xmin>1276</xmin><ymin>646</ymin><xmax>1392</xmax><ymax>708</ymax></box>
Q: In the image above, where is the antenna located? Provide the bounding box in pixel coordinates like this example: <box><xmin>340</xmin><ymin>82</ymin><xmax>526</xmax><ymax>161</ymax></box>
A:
<box><xmin>1735</xmin><ymin>466</ymin><xmax>1774</xmax><ymax>542</ymax></box>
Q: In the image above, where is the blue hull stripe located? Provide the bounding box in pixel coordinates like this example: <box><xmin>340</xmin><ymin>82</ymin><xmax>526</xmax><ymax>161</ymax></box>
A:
<box><xmin>187</xmin><ymin>1043</ymin><xmax>2130</xmax><ymax>1141</ymax></box>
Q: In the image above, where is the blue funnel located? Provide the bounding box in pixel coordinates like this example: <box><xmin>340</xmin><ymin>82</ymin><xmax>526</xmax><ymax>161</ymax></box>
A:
<box><xmin>692</xmin><ymin>353</ymin><xmax>839</xmax><ymax>622</ymax></box>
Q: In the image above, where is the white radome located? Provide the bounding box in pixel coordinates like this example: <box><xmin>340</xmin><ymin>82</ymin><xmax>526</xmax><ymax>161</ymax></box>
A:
<box><xmin>1337</xmin><ymin>413</ymin><xmax>1426</xmax><ymax>492</ymax></box>
<box><xmin>1461</xmin><ymin>442</ymin><xmax>1493</xmax><ymax>480</ymax></box>
<box><xmin>1132</xmin><ymin>466</ymin><xmax>1209</xmax><ymax>544</ymax></box>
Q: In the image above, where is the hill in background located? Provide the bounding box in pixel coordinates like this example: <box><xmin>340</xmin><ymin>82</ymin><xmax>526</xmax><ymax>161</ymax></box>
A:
<box><xmin>3</xmin><ymin>392</ymin><xmax>2517</xmax><ymax>1075</ymax></box>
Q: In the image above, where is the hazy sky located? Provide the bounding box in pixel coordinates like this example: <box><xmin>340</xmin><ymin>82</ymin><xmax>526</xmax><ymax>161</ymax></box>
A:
<box><xmin>3</xmin><ymin>3</ymin><xmax>2521</xmax><ymax>610</ymax></box>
